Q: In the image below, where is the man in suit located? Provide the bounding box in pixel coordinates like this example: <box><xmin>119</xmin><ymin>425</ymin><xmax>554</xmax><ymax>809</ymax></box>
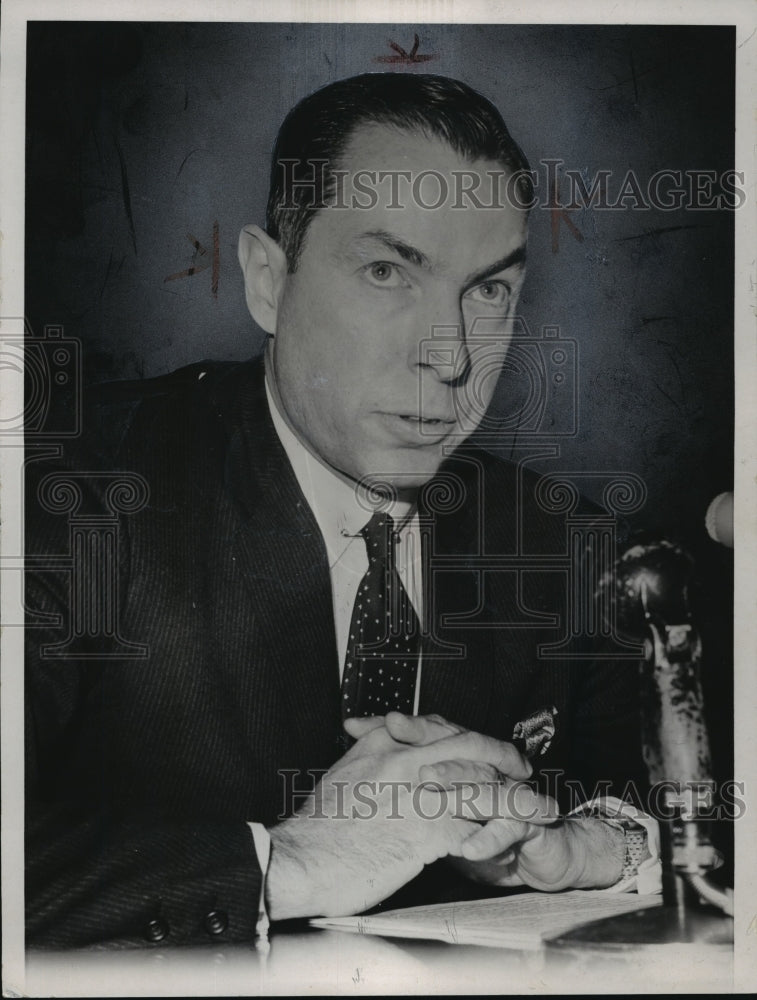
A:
<box><xmin>25</xmin><ymin>73</ymin><xmax>653</xmax><ymax>948</ymax></box>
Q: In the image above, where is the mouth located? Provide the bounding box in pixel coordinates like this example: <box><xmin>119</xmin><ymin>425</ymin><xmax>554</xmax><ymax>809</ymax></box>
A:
<box><xmin>379</xmin><ymin>412</ymin><xmax>458</xmax><ymax>445</ymax></box>
<box><xmin>396</xmin><ymin>414</ymin><xmax>455</xmax><ymax>426</ymax></box>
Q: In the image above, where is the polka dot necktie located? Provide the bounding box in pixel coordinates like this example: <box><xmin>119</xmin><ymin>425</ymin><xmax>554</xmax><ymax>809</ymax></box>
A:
<box><xmin>341</xmin><ymin>513</ymin><xmax>420</xmax><ymax>718</ymax></box>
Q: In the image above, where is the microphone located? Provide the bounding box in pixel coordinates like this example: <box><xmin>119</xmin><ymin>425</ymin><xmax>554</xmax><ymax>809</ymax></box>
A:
<box><xmin>705</xmin><ymin>491</ymin><xmax>733</xmax><ymax>548</ymax></box>
<box><xmin>612</xmin><ymin>539</ymin><xmax>712</xmax><ymax>791</ymax></box>
<box><xmin>609</xmin><ymin>535</ymin><xmax>731</xmax><ymax>917</ymax></box>
<box><xmin>552</xmin><ymin>531</ymin><xmax>734</xmax><ymax>954</ymax></box>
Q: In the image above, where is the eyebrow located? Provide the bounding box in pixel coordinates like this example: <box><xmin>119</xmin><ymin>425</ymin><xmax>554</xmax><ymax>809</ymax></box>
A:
<box><xmin>353</xmin><ymin>228</ymin><xmax>527</xmax><ymax>289</ymax></box>
<box><xmin>463</xmin><ymin>245</ymin><xmax>527</xmax><ymax>289</ymax></box>
<box><xmin>355</xmin><ymin>229</ymin><xmax>431</xmax><ymax>269</ymax></box>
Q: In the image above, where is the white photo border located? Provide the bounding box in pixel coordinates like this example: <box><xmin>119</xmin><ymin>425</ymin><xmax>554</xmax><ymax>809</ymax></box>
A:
<box><xmin>2</xmin><ymin>1</ymin><xmax>755</xmax><ymax>995</ymax></box>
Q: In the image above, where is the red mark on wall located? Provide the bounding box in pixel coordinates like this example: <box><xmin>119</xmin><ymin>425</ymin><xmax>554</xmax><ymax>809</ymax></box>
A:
<box><xmin>550</xmin><ymin>183</ymin><xmax>584</xmax><ymax>254</ymax></box>
<box><xmin>374</xmin><ymin>34</ymin><xmax>436</xmax><ymax>65</ymax></box>
<box><xmin>164</xmin><ymin>222</ymin><xmax>220</xmax><ymax>299</ymax></box>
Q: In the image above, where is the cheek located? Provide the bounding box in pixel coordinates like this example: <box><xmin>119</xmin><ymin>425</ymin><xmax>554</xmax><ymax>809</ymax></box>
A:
<box><xmin>276</xmin><ymin>297</ymin><xmax>339</xmax><ymax>384</ymax></box>
<box><xmin>464</xmin><ymin>342</ymin><xmax>511</xmax><ymax>412</ymax></box>
<box><xmin>276</xmin><ymin>269</ymin><xmax>411</xmax><ymax>408</ymax></box>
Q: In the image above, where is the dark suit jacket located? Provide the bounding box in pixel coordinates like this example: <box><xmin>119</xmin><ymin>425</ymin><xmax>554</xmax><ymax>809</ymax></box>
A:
<box><xmin>25</xmin><ymin>357</ymin><xmax>646</xmax><ymax>948</ymax></box>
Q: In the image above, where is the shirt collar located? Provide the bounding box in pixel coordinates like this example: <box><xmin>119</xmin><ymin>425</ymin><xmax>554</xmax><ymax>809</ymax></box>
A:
<box><xmin>264</xmin><ymin>363</ymin><xmax>414</xmax><ymax>559</ymax></box>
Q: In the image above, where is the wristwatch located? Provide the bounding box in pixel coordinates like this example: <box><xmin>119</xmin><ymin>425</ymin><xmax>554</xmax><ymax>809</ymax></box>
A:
<box><xmin>573</xmin><ymin>801</ymin><xmax>650</xmax><ymax>884</ymax></box>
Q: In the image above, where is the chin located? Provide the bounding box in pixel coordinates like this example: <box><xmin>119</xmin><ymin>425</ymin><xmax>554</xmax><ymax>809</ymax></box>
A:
<box><xmin>355</xmin><ymin>449</ymin><xmax>449</xmax><ymax>494</ymax></box>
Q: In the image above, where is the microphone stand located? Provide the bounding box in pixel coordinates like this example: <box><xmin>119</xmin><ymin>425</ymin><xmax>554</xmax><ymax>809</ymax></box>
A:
<box><xmin>549</xmin><ymin>538</ymin><xmax>733</xmax><ymax>951</ymax></box>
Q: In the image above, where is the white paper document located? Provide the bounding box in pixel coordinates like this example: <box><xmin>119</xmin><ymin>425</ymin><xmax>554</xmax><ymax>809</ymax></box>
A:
<box><xmin>311</xmin><ymin>891</ymin><xmax>663</xmax><ymax>950</ymax></box>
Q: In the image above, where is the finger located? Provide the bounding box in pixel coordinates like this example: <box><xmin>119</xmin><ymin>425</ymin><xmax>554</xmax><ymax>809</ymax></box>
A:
<box><xmin>483</xmin><ymin>781</ymin><xmax>559</xmax><ymax>825</ymax></box>
<box><xmin>383</xmin><ymin>712</ymin><xmax>464</xmax><ymax>746</ymax></box>
<box><xmin>410</xmin><ymin>786</ymin><xmax>481</xmax><ymax>842</ymax></box>
<box><xmin>419</xmin><ymin>775</ymin><xmax>553</xmax><ymax>824</ymax></box>
<box><xmin>342</xmin><ymin>718</ymin><xmax>398</xmax><ymax>756</ymax></box>
<box><xmin>408</xmin><ymin>731</ymin><xmax>533</xmax><ymax>780</ymax></box>
<box><xmin>419</xmin><ymin>760</ymin><xmax>501</xmax><ymax>787</ymax></box>
<box><xmin>343</xmin><ymin>716</ymin><xmax>386</xmax><ymax>739</ymax></box>
<box><xmin>417</xmin><ymin>762</ymin><xmax>557</xmax><ymax>824</ymax></box>
<box><xmin>461</xmin><ymin>818</ymin><xmax>527</xmax><ymax>861</ymax></box>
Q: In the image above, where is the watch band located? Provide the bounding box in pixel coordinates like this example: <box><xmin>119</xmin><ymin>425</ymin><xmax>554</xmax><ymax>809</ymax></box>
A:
<box><xmin>573</xmin><ymin>802</ymin><xmax>650</xmax><ymax>884</ymax></box>
<box><xmin>600</xmin><ymin>817</ymin><xmax>650</xmax><ymax>882</ymax></box>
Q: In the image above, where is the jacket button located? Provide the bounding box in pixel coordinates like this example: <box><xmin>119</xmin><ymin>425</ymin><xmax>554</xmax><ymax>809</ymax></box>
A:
<box><xmin>144</xmin><ymin>917</ymin><xmax>169</xmax><ymax>943</ymax></box>
<box><xmin>204</xmin><ymin>909</ymin><xmax>228</xmax><ymax>936</ymax></box>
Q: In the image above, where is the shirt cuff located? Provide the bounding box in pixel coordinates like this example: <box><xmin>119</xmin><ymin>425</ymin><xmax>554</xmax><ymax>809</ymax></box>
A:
<box><xmin>247</xmin><ymin>821</ymin><xmax>272</xmax><ymax>946</ymax></box>
<box><xmin>567</xmin><ymin>795</ymin><xmax>662</xmax><ymax>895</ymax></box>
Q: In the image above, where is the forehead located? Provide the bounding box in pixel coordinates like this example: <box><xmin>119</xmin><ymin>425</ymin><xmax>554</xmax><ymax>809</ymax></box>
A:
<box><xmin>338</xmin><ymin>120</ymin><xmax>489</xmax><ymax>171</ymax></box>
<box><xmin>302</xmin><ymin>123</ymin><xmax>528</xmax><ymax>274</ymax></box>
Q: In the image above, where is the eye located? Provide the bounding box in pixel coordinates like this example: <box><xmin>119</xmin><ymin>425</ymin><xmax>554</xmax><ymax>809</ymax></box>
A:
<box><xmin>363</xmin><ymin>261</ymin><xmax>406</xmax><ymax>287</ymax></box>
<box><xmin>466</xmin><ymin>280</ymin><xmax>510</xmax><ymax>308</ymax></box>
<box><xmin>370</xmin><ymin>262</ymin><xmax>393</xmax><ymax>281</ymax></box>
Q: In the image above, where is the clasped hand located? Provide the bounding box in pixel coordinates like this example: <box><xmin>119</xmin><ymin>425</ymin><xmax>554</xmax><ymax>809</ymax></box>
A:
<box><xmin>267</xmin><ymin>712</ymin><xmax>619</xmax><ymax>920</ymax></box>
<box><xmin>350</xmin><ymin>713</ymin><xmax>602</xmax><ymax>895</ymax></box>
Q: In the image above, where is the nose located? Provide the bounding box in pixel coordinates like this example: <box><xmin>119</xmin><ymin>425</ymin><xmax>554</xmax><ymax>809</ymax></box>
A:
<box><xmin>413</xmin><ymin>297</ymin><xmax>471</xmax><ymax>387</ymax></box>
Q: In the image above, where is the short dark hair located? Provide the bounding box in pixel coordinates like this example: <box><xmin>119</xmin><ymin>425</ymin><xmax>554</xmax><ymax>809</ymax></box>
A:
<box><xmin>266</xmin><ymin>72</ymin><xmax>532</xmax><ymax>271</ymax></box>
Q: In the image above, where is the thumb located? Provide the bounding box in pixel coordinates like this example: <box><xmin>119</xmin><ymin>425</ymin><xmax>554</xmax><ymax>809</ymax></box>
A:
<box><xmin>384</xmin><ymin>712</ymin><xmax>464</xmax><ymax>746</ymax></box>
<box><xmin>343</xmin><ymin>715</ymin><xmax>386</xmax><ymax>740</ymax></box>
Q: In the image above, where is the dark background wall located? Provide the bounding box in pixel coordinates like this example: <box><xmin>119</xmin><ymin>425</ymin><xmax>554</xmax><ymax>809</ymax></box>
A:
<box><xmin>25</xmin><ymin>22</ymin><xmax>735</xmax><ymax>858</ymax></box>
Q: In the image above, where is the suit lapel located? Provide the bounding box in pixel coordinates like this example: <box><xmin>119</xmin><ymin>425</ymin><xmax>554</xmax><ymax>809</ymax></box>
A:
<box><xmin>219</xmin><ymin>362</ymin><xmax>343</xmax><ymax>767</ymax></box>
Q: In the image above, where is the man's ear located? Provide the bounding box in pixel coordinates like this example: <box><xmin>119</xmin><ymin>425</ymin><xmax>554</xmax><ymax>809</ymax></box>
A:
<box><xmin>237</xmin><ymin>225</ymin><xmax>289</xmax><ymax>334</ymax></box>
